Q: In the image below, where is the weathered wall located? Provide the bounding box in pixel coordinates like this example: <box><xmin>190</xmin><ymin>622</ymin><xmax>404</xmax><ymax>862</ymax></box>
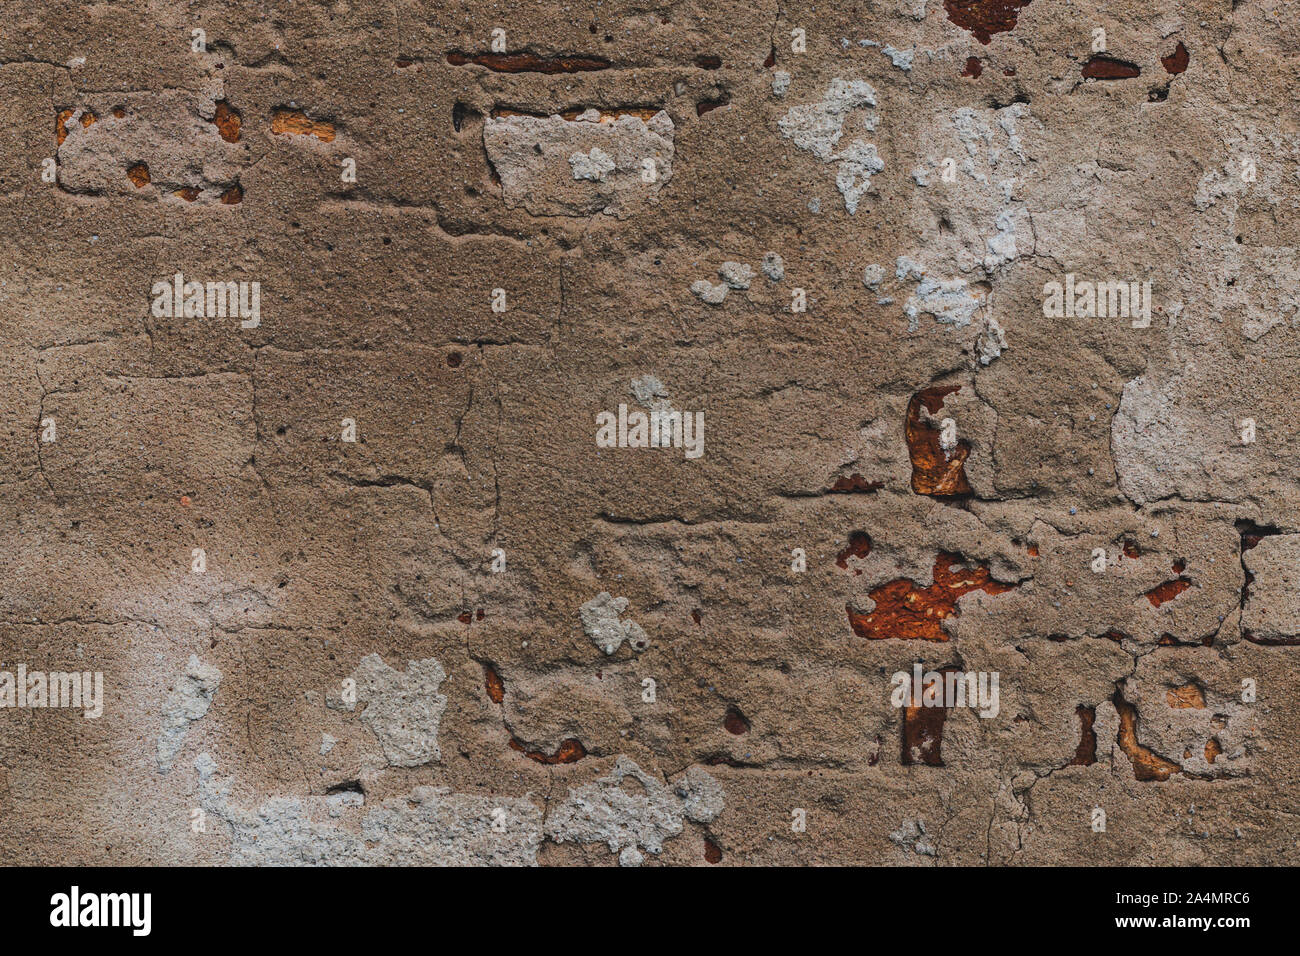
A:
<box><xmin>1</xmin><ymin>0</ymin><xmax>1298</xmax><ymax>865</ymax></box>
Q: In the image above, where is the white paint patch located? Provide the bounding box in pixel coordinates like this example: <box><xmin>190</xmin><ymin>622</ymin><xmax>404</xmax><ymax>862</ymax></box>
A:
<box><xmin>157</xmin><ymin>655</ymin><xmax>222</xmax><ymax>774</ymax></box>
<box><xmin>778</xmin><ymin>79</ymin><xmax>885</xmax><ymax>214</ymax></box>
<box><xmin>569</xmin><ymin>145</ymin><xmax>615</xmax><ymax>182</ymax></box>
<box><xmin>336</xmin><ymin>654</ymin><xmax>449</xmax><ymax>768</ymax></box>
<box><xmin>580</xmin><ymin>592</ymin><xmax>649</xmax><ymax>655</ymax></box>
<box><xmin>546</xmin><ymin>757</ymin><xmax>724</xmax><ymax>864</ymax></box>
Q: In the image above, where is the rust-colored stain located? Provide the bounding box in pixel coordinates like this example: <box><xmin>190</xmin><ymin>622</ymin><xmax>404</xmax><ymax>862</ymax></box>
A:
<box><xmin>219</xmin><ymin>184</ymin><xmax>243</xmax><ymax>205</ymax></box>
<box><xmin>1027</xmin><ymin>543</ymin><xmax>1039</xmax><ymax>557</ymax></box>
<box><xmin>943</xmin><ymin>0</ymin><xmax>1033</xmax><ymax>44</ymax></box>
<box><xmin>1167</xmin><ymin>683</ymin><xmax>1205</xmax><ymax>709</ymax></box>
<box><xmin>901</xmin><ymin>668</ymin><xmax>958</xmax><ymax>766</ymax></box>
<box><xmin>847</xmin><ymin>552</ymin><xmax>1015</xmax><ymax>642</ymax></box>
<box><xmin>1082</xmin><ymin>55</ymin><xmax>1141</xmax><ymax>79</ymax></box>
<box><xmin>723</xmin><ymin>705</ymin><xmax>750</xmax><ymax>735</ymax></box>
<box><xmin>703</xmin><ymin>838</ymin><xmax>723</xmax><ymax>863</ymax></box>
<box><xmin>1114</xmin><ymin>693</ymin><xmax>1180</xmax><ymax>781</ymax></box>
<box><xmin>509</xmin><ymin>737</ymin><xmax>587</xmax><ymax>764</ymax></box>
<box><xmin>1145</xmin><ymin>577</ymin><xmax>1190</xmax><ymax>607</ymax></box>
<box><xmin>126</xmin><ymin>162</ymin><xmax>150</xmax><ymax>188</ymax></box>
<box><xmin>1161</xmin><ymin>41</ymin><xmax>1189</xmax><ymax>75</ymax></box>
<box><xmin>1069</xmin><ymin>705</ymin><xmax>1097</xmax><ymax>766</ymax></box>
<box><xmin>835</xmin><ymin>531</ymin><xmax>872</xmax><ymax>572</ymax></box>
<box><xmin>445</xmin><ymin>51</ymin><xmax>610</xmax><ymax>73</ymax></box>
<box><xmin>174</xmin><ymin>187</ymin><xmax>201</xmax><ymax>202</ymax></box>
<box><xmin>906</xmin><ymin>385</ymin><xmax>971</xmax><ymax>496</ymax></box>
<box><xmin>213</xmin><ymin>100</ymin><xmax>242</xmax><ymax>142</ymax></box>
<box><xmin>829</xmin><ymin>473</ymin><xmax>883</xmax><ymax>493</ymax></box>
<box><xmin>483</xmin><ymin>663</ymin><xmax>505</xmax><ymax>704</ymax></box>
<box><xmin>961</xmin><ymin>56</ymin><xmax>983</xmax><ymax>77</ymax></box>
<box><xmin>1205</xmin><ymin>738</ymin><xmax>1222</xmax><ymax>764</ymax></box>
<box><xmin>271</xmin><ymin>108</ymin><xmax>336</xmax><ymax>142</ymax></box>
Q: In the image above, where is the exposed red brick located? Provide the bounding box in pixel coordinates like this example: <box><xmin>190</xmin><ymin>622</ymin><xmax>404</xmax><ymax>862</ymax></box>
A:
<box><xmin>509</xmin><ymin>737</ymin><xmax>587</xmax><ymax>764</ymax></box>
<box><xmin>445</xmin><ymin>51</ymin><xmax>610</xmax><ymax>73</ymax></box>
<box><xmin>829</xmin><ymin>473</ymin><xmax>883</xmax><ymax>493</ymax></box>
<box><xmin>1069</xmin><ymin>705</ymin><xmax>1097</xmax><ymax>765</ymax></box>
<box><xmin>1082</xmin><ymin>55</ymin><xmax>1141</xmax><ymax>79</ymax></box>
<box><xmin>219</xmin><ymin>184</ymin><xmax>243</xmax><ymax>205</ymax></box>
<box><xmin>1122</xmin><ymin>540</ymin><xmax>1140</xmax><ymax>559</ymax></box>
<box><xmin>1205</xmin><ymin>738</ymin><xmax>1222</xmax><ymax>764</ymax></box>
<box><xmin>1161</xmin><ymin>41</ymin><xmax>1189</xmax><ymax>75</ymax></box>
<box><xmin>55</xmin><ymin>109</ymin><xmax>74</xmax><ymax>146</ymax></box>
<box><xmin>835</xmin><ymin>531</ymin><xmax>872</xmax><ymax>572</ymax></box>
<box><xmin>906</xmin><ymin>386</ymin><xmax>971</xmax><ymax>496</ymax></box>
<box><xmin>1167</xmin><ymin>683</ymin><xmax>1205</xmax><ymax>709</ymax></box>
<box><xmin>847</xmin><ymin>552</ymin><xmax>1015</xmax><ymax>642</ymax></box>
<box><xmin>723</xmin><ymin>705</ymin><xmax>750</xmax><ymax>735</ymax></box>
<box><xmin>694</xmin><ymin>54</ymin><xmax>722</xmax><ymax>69</ymax></box>
<box><xmin>703</xmin><ymin>838</ymin><xmax>723</xmax><ymax>863</ymax></box>
<box><xmin>126</xmin><ymin>163</ymin><xmax>150</xmax><ymax>188</ymax></box>
<box><xmin>696</xmin><ymin>95</ymin><xmax>729</xmax><ymax>116</ymax></box>
<box><xmin>1145</xmin><ymin>577</ymin><xmax>1191</xmax><ymax>607</ymax></box>
<box><xmin>483</xmin><ymin>664</ymin><xmax>505</xmax><ymax>704</ymax></box>
<box><xmin>174</xmin><ymin>187</ymin><xmax>201</xmax><ymax>202</ymax></box>
<box><xmin>212</xmin><ymin>100</ymin><xmax>241</xmax><ymax>142</ymax></box>
<box><xmin>1244</xmin><ymin>631</ymin><xmax>1300</xmax><ymax>647</ymax></box>
<box><xmin>943</xmin><ymin>0</ymin><xmax>1033</xmax><ymax>45</ymax></box>
<box><xmin>901</xmin><ymin>668</ymin><xmax>958</xmax><ymax>765</ymax></box>
<box><xmin>1114</xmin><ymin>693</ymin><xmax>1181</xmax><ymax>781</ymax></box>
<box><xmin>961</xmin><ymin>56</ymin><xmax>983</xmax><ymax>77</ymax></box>
<box><xmin>271</xmin><ymin>108</ymin><xmax>336</xmax><ymax>142</ymax></box>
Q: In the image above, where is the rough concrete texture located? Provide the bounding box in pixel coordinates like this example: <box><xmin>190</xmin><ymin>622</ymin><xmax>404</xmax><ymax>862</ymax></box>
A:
<box><xmin>2</xmin><ymin>0</ymin><xmax>1300</xmax><ymax>868</ymax></box>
